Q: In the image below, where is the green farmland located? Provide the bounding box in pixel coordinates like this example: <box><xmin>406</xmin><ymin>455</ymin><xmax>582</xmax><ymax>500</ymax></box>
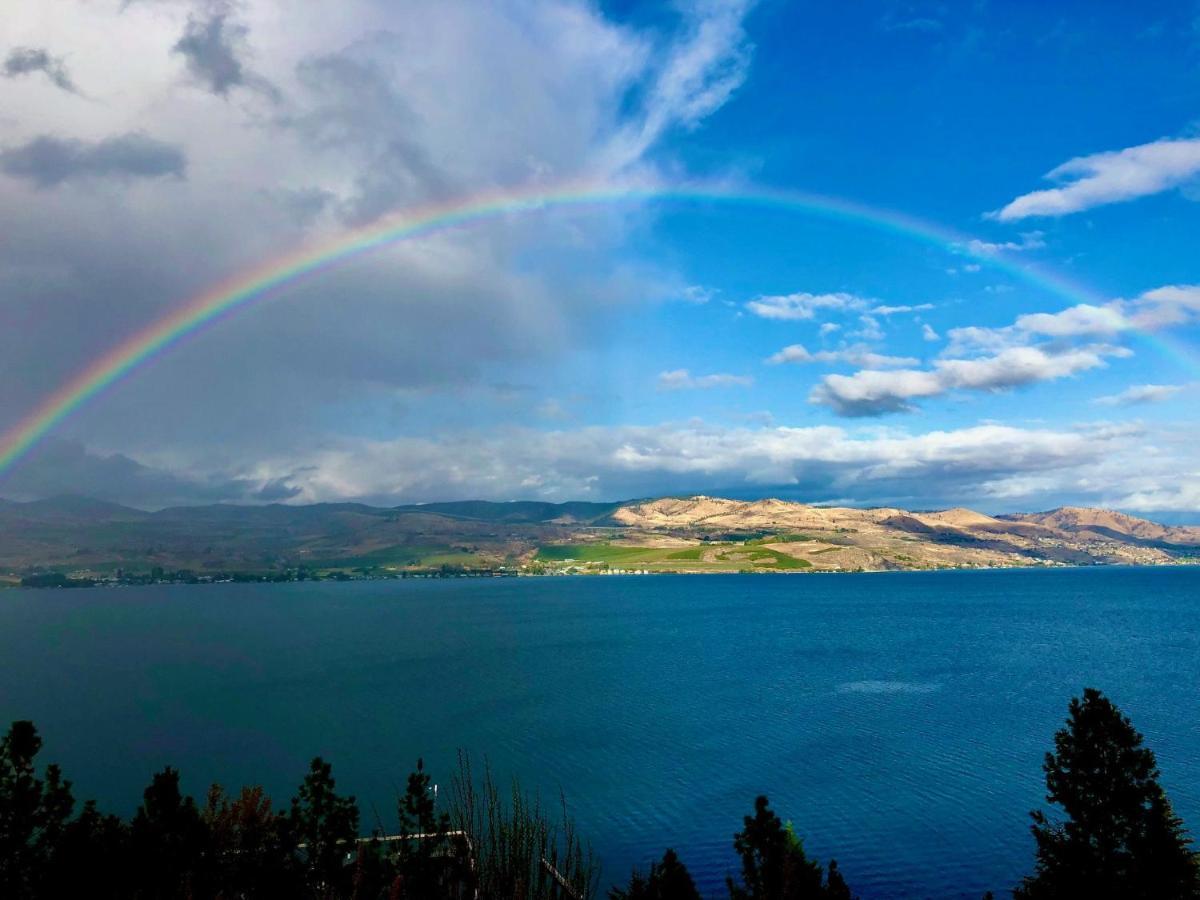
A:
<box><xmin>534</xmin><ymin>542</ymin><xmax>813</xmax><ymax>572</ymax></box>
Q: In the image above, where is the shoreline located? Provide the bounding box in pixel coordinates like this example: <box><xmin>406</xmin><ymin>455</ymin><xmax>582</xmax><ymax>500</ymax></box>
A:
<box><xmin>6</xmin><ymin>558</ymin><xmax>1198</xmax><ymax>591</ymax></box>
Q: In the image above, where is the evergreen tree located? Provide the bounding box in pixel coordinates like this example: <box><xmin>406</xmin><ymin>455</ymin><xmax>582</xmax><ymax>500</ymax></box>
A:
<box><xmin>0</xmin><ymin>721</ymin><xmax>76</xmax><ymax>899</ymax></box>
<box><xmin>396</xmin><ymin>757</ymin><xmax>452</xmax><ymax>896</ymax></box>
<box><xmin>824</xmin><ymin>859</ymin><xmax>853</xmax><ymax>900</ymax></box>
<box><xmin>129</xmin><ymin>767</ymin><xmax>211</xmax><ymax>898</ymax></box>
<box><xmin>45</xmin><ymin>800</ymin><xmax>130</xmax><ymax>899</ymax></box>
<box><xmin>727</xmin><ymin>795</ymin><xmax>834</xmax><ymax>900</ymax></box>
<box><xmin>289</xmin><ymin>757</ymin><xmax>360</xmax><ymax>899</ymax></box>
<box><xmin>1016</xmin><ymin>687</ymin><xmax>1200</xmax><ymax>899</ymax></box>
<box><xmin>611</xmin><ymin>848</ymin><xmax>701</xmax><ymax>900</ymax></box>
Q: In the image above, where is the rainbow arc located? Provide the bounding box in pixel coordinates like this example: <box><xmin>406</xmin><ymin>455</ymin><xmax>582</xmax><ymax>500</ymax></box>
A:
<box><xmin>1</xmin><ymin>180</ymin><xmax>1195</xmax><ymax>477</ymax></box>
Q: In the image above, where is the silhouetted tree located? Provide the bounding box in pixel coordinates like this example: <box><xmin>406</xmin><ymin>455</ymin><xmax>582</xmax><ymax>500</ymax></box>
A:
<box><xmin>45</xmin><ymin>800</ymin><xmax>130</xmax><ymax>899</ymax></box>
<box><xmin>129</xmin><ymin>766</ymin><xmax>211</xmax><ymax>898</ymax></box>
<box><xmin>0</xmin><ymin>721</ymin><xmax>76</xmax><ymax>899</ymax></box>
<box><xmin>611</xmin><ymin>848</ymin><xmax>701</xmax><ymax>900</ymax></box>
<box><xmin>203</xmin><ymin>783</ymin><xmax>299</xmax><ymax>898</ymax></box>
<box><xmin>727</xmin><ymin>795</ymin><xmax>847</xmax><ymax>900</ymax></box>
<box><xmin>396</xmin><ymin>757</ymin><xmax>452</xmax><ymax>896</ymax></box>
<box><xmin>1016</xmin><ymin>688</ymin><xmax>1200</xmax><ymax>899</ymax></box>
<box><xmin>289</xmin><ymin>757</ymin><xmax>359</xmax><ymax>899</ymax></box>
<box><xmin>824</xmin><ymin>859</ymin><xmax>853</xmax><ymax>900</ymax></box>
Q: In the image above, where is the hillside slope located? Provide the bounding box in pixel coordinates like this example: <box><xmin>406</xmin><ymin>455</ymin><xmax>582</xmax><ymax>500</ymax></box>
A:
<box><xmin>0</xmin><ymin>495</ymin><xmax>1195</xmax><ymax>576</ymax></box>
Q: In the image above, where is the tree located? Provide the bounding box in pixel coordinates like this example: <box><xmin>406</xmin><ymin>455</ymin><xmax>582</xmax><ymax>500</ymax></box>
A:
<box><xmin>44</xmin><ymin>800</ymin><xmax>130</xmax><ymax>899</ymax></box>
<box><xmin>611</xmin><ymin>847</ymin><xmax>701</xmax><ymax>900</ymax></box>
<box><xmin>824</xmin><ymin>859</ymin><xmax>853</xmax><ymax>900</ymax></box>
<box><xmin>1016</xmin><ymin>687</ymin><xmax>1200</xmax><ymax>899</ymax></box>
<box><xmin>203</xmin><ymin>783</ymin><xmax>299</xmax><ymax>898</ymax></box>
<box><xmin>129</xmin><ymin>766</ymin><xmax>211</xmax><ymax>898</ymax></box>
<box><xmin>289</xmin><ymin>757</ymin><xmax>360</xmax><ymax>899</ymax></box>
<box><xmin>727</xmin><ymin>795</ymin><xmax>848</xmax><ymax>900</ymax></box>
<box><xmin>0</xmin><ymin>721</ymin><xmax>76</xmax><ymax>899</ymax></box>
<box><xmin>396</xmin><ymin>757</ymin><xmax>452</xmax><ymax>896</ymax></box>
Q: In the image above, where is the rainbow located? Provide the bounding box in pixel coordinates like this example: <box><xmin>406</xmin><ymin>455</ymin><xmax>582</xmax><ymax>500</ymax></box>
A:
<box><xmin>1</xmin><ymin>179</ymin><xmax>1196</xmax><ymax>477</ymax></box>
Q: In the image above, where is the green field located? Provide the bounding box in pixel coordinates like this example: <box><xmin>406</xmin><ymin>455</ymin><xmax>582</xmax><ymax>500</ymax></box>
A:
<box><xmin>535</xmin><ymin>542</ymin><xmax>812</xmax><ymax>571</ymax></box>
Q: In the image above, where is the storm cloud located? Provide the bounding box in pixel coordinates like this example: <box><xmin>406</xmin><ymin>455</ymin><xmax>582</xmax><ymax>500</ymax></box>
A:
<box><xmin>172</xmin><ymin>11</ymin><xmax>252</xmax><ymax>96</ymax></box>
<box><xmin>0</xmin><ymin>133</ymin><xmax>186</xmax><ymax>187</ymax></box>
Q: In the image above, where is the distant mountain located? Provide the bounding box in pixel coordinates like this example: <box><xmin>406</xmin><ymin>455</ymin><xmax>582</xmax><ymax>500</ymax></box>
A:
<box><xmin>0</xmin><ymin>494</ymin><xmax>1196</xmax><ymax>577</ymax></box>
<box><xmin>15</xmin><ymin>494</ymin><xmax>151</xmax><ymax>522</ymax></box>
<box><xmin>393</xmin><ymin>500</ymin><xmax>624</xmax><ymax>524</ymax></box>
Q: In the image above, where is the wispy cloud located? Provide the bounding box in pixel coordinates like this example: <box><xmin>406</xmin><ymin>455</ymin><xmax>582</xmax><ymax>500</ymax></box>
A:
<box><xmin>767</xmin><ymin>344</ymin><xmax>918</xmax><ymax>368</ymax></box>
<box><xmin>603</xmin><ymin>0</ymin><xmax>754</xmax><ymax>171</ymax></box>
<box><xmin>3</xmin><ymin>47</ymin><xmax>77</xmax><ymax>94</ymax></box>
<box><xmin>657</xmin><ymin>369</ymin><xmax>753</xmax><ymax>390</ymax></box>
<box><xmin>871</xmin><ymin>303</ymin><xmax>934</xmax><ymax>315</ymax></box>
<box><xmin>1093</xmin><ymin>383</ymin><xmax>1185</xmax><ymax>407</ymax></box>
<box><xmin>745</xmin><ymin>291</ymin><xmax>869</xmax><ymax>321</ymax></box>
<box><xmin>960</xmin><ymin>231</ymin><xmax>1045</xmax><ymax>255</ymax></box>
<box><xmin>992</xmin><ymin>137</ymin><xmax>1200</xmax><ymax>220</ymax></box>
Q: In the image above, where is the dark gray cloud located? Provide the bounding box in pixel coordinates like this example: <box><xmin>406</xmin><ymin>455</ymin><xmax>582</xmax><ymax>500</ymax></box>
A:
<box><xmin>0</xmin><ymin>438</ymin><xmax>257</xmax><ymax>509</ymax></box>
<box><xmin>254</xmin><ymin>475</ymin><xmax>305</xmax><ymax>502</ymax></box>
<box><xmin>0</xmin><ymin>133</ymin><xmax>186</xmax><ymax>187</ymax></box>
<box><xmin>0</xmin><ymin>0</ymin><xmax>761</xmax><ymax>507</ymax></box>
<box><xmin>293</xmin><ymin>45</ymin><xmax>452</xmax><ymax>224</ymax></box>
<box><xmin>3</xmin><ymin>47</ymin><xmax>77</xmax><ymax>93</ymax></box>
<box><xmin>172</xmin><ymin>12</ymin><xmax>249</xmax><ymax>96</ymax></box>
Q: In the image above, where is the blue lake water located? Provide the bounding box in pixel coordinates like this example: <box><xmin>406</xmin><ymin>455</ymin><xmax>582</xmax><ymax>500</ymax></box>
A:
<box><xmin>1</xmin><ymin>567</ymin><xmax>1198</xmax><ymax>898</ymax></box>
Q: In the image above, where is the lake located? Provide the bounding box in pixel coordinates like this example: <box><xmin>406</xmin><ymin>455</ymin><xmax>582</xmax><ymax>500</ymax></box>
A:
<box><xmin>1</xmin><ymin>567</ymin><xmax>1198</xmax><ymax>898</ymax></box>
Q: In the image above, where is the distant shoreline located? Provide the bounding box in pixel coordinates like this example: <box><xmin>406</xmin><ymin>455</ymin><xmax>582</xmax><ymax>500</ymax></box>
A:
<box><xmin>6</xmin><ymin>558</ymin><xmax>1198</xmax><ymax>591</ymax></box>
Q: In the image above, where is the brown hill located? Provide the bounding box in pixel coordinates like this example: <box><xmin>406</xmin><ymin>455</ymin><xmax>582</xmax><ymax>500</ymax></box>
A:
<box><xmin>1002</xmin><ymin>506</ymin><xmax>1200</xmax><ymax>546</ymax></box>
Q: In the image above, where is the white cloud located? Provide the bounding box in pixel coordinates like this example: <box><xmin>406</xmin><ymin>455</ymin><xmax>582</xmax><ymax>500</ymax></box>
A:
<box><xmin>766</xmin><ymin>344</ymin><xmax>918</xmax><ymax>368</ymax></box>
<box><xmin>745</xmin><ymin>291</ymin><xmax>869</xmax><ymax>320</ymax></box>
<box><xmin>811</xmin><ymin>346</ymin><xmax>1113</xmax><ymax>416</ymax></box>
<box><xmin>992</xmin><ymin>137</ymin><xmax>1200</xmax><ymax>220</ymax></box>
<box><xmin>1094</xmin><ymin>383</ymin><xmax>1185</xmax><ymax>407</ymax></box>
<box><xmin>871</xmin><ymin>303</ymin><xmax>934</xmax><ymax>315</ymax></box>
<box><xmin>17</xmin><ymin>419</ymin><xmax>1200</xmax><ymax>513</ymax></box>
<box><xmin>657</xmin><ymin>369</ymin><xmax>753</xmax><ymax>390</ymax></box>
<box><xmin>1124</xmin><ymin>284</ymin><xmax>1200</xmax><ymax>330</ymax></box>
<box><xmin>850</xmin><ymin>315</ymin><xmax>884</xmax><ymax>341</ymax></box>
<box><xmin>960</xmin><ymin>231</ymin><xmax>1045</xmax><ymax>255</ymax></box>
<box><xmin>221</xmin><ymin>420</ymin><xmax>1125</xmax><ymax>508</ymax></box>
<box><xmin>921</xmin><ymin>323</ymin><xmax>940</xmax><ymax>342</ymax></box>
<box><xmin>945</xmin><ymin>285</ymin><xmax>1200</xmax><ymax>355</ymax></box>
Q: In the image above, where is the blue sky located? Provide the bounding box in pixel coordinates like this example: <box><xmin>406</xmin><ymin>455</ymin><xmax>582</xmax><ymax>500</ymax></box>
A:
<box><xmin>1</xmin><ymin>0</ymin><xmax>1198</xmax><ymax>514</ymax></box>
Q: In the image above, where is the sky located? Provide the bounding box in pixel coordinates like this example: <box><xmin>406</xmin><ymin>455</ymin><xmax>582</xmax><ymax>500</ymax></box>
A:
<box><xmin>1</xmin><ymin>0</ymin><xmax>1199</xmax><ymax>516</ymax></box>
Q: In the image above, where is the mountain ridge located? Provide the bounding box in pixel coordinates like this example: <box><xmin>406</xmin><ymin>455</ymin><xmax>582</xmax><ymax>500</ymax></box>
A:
<box><xmin>0</xmin><ymin>494</ymin><xmax>1196</xmax><ymax>578</ymax></box>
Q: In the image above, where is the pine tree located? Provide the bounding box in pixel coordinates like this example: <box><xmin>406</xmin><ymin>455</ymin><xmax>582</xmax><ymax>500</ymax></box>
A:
<box><xmin>396</xmin><ymin>757</ymin><xmax>451</xmax><ymax>897</ymax></box>
<box><xmin>0</xmin><ymin>721</ymin><xmax>76</xmax><ymax>899</ymax></box>
<box><xmin>129</xmin><ymin>766</ymin><xmax>211</xmax><ymax>898</ymax></box>
<box><xmin>610</xmin><ymin>847</ymin><xmax>701</xmax><ymax>900</ymax></box>
<box><xmin>1016</xmin><ymin>687</ymin><xmax>1200</xmax><ymax>899</ymax></box>
<box><xmin>727</xmin><ymin>796</ymin><xmax>825</xmax><ymax>900</ymax></box>
<box><xmin>289</xmin><ymin>757</ymin><xmax>360</xmax><ymax>900</ymax></box>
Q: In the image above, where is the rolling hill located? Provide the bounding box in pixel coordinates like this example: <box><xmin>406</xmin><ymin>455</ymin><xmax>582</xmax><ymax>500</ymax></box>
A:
<box><xmin>0</xmin><ymin>494</ymin><xmax>1195</xmax><ymax>578</ymax></box>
